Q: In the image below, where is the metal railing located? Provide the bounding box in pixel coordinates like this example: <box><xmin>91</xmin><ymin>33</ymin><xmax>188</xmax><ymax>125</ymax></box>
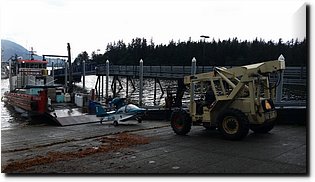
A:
<box><xmin>54</xmin><ymin>64</ymin><xmax>307</xmax><ymax>85</ymax></box>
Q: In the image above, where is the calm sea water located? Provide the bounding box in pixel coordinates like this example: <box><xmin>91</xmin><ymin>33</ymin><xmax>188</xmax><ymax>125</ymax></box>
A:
<box><xmin>0</xmin><ymin>76</ymin><xmax>178</xmax><ymax>130</ymax></box>
<box><xmin>1</xmin><ymin>78</ymin><xmax>31</xmax><ymax>130</ymax></box>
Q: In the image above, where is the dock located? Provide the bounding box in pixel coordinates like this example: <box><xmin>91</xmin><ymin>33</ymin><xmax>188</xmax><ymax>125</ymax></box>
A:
<box><xmin>1</xmin><ymin>119</ymin><xmax>307</xmax><ymax>174</ymax></box>
<box><xmin>52</xmin><ymin>61</ymin><xmax>306</xmax><ymax>105</ymax></box>
<box><xmin>54</xmin><ymin>64</ymin><xmax>307</xmax><ymax>85</ymax></box>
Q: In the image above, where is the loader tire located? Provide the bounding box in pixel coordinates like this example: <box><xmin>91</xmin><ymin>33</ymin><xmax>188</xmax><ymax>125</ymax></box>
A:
<box><xmin>171</xmin><ymin>109</ymin><xmax>191</xmax><ymax>135</ymax></box>
<box><xmin>250</xmin><ymin>121</ymin><xmax>275</xmax><ymax>133</ymax></box>
<box><xmin>217</xmin><ymin>108</ymin><xmax>249</xmax><ymax>140</ymax></box>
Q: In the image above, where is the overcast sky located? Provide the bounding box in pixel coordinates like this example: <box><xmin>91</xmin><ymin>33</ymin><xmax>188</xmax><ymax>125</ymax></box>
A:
<box><xmin>0</xmin><ymin>0</ymin><xmax>306</xmax><ymax>59</ymax></box>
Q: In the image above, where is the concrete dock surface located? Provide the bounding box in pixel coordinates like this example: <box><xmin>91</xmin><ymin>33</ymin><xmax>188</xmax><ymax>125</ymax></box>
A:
<box><xmin>1</xmin><ymin>120</ymin><xmax>307</xmax><ymax>174</ymax></box>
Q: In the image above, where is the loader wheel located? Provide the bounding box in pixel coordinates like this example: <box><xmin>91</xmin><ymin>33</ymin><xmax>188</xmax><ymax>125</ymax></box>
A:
<box><xmin>217</xmin><ymin>108</ymin><xmax>249</xmax><ymax>140</ymax></box>
<box><xmin>250</xmin><ymin>121</ymin><xmax>275</xmax><ymax>133</ymax></box>
<box><xmin>171</xmin><ymin>109</ymin><xmax>191</xmax><ymax>135</ymax></box>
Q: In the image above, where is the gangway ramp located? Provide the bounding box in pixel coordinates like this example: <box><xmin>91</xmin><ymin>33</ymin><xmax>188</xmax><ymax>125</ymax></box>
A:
<box><xmin>45</xmin><ymin>108</ymin><xmax>100</xmax><ymax>126</ymax></box>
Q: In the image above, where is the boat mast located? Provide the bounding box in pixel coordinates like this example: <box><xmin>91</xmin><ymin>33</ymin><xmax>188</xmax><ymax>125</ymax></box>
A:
<box><xmin>29</xmin><ymin>47</ymin><xmax>36</xmax><ymax>60</ymax></box>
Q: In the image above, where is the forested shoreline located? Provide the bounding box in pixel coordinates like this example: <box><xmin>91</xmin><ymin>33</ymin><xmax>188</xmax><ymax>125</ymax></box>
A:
<box><xmin>74</xmin><ymin>37</ymin><xmax>307</xmax><ymax>66</ymax></box>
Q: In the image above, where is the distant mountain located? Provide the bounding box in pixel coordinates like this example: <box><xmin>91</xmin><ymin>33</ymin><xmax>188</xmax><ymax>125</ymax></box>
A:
<box><xmin>1</xmin><ymin>39</ymin><xmax>42</xmax><ymax>62</ymax></box>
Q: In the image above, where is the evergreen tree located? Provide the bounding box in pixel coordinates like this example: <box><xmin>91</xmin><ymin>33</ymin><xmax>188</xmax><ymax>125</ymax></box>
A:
<box><xmin>76</xmin><ymin>37</ymin><xmax>307</xmax><ymax>66</ymax></box>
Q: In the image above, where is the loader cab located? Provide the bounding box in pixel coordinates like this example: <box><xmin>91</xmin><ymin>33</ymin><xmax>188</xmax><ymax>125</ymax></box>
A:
<box><xmin>172</xmin><ymin>59</ymin><xmax>284</xmax><ymax>140</ymax></box>
<box><xmin>194</xmin><ymin>82</ymin><xmax>216</xmax><ymax>115</ymax></box>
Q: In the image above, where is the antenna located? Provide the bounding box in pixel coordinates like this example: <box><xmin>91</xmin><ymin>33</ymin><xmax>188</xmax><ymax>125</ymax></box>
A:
<box><xmin>28</xmin><ymin>47</ymin><xmax>37</xmax><ymax>60</ymax></box>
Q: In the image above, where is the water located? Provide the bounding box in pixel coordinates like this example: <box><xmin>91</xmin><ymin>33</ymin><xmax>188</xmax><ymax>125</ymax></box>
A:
<box><xmin>1</xmin><ymin>79</ymin><xmax>33</xmax><ymax>130</ymax></box>
<box><xmin>75</xmin><ymin>75</ymin><xmax>178</xmax><ymax>105</ymax></box>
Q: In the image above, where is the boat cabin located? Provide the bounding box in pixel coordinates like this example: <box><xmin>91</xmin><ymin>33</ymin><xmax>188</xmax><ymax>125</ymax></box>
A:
<box><xmin>10</xmin><ymin>59</ymin><xmax>53</xmax><ymax>90</ymax></box>
<box><xmin>16</xmin><ymin>59</ymin><xmax>48</xmax><ymax>76</ymax></box>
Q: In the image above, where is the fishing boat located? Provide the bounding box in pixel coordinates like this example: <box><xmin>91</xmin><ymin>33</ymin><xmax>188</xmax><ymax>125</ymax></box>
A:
<box><xmin>3</xmin><ymin>51</ymin><xmax>60</xmax><ymax>117</ymax></box>
<box><xmin>2</xmin><ymin>44</ymin><xmax>105</xmax><ymax>126</ymax></box>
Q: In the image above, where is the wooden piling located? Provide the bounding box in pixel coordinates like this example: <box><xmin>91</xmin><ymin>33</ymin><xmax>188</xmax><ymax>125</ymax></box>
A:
<box><xmin>154</xmin><ymin>77</ymin><xmax>157</xmax><ymax>105</ymax></box>
<box><xmin>106</xmin><ymin>60</ymin><xmax>109</xmax><ymax>98</ymax></box>
<box><xmin>82</xmin><ymin>60</ymin><xmax>85</xmax><ymax>91</ymax></box>
<box><xmin>126</xmin><ymin>77</ymin><xmax>129</xmax><ymax>97</ymax></box>
<box><xmin>101</xmin><ymin>75</ymin><xmax>104</xmax><ymax>98</ymax></box>
<box><xmin>139</xmin><ymin>59</ymin><xmax>143</xmax><ymax>106</ymax></box>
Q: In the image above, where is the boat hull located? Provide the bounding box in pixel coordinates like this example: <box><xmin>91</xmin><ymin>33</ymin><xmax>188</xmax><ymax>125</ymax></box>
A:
<box><xmin>3</xmin><ymin>90</ymin><xmax>48</xmax><ymax>117</ymax></box>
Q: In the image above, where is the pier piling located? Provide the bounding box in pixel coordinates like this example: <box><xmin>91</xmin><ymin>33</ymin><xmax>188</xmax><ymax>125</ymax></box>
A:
<box><xmin>106</xmin><ymin>60</ymin><xmax>109</xmax><ymax>98</ymax></box>
<box><xmin>98</xmin><ymin>74</ymin><xmax>101</xmax><ymax>100</ymax></box>
<box><xmin>190</xmin><ymin>57</ymin><xmax>196</xmax><ymax>104</ymax></box>
<box><xmin>154</xmin><ymin>77</ymin><xmax>157</xmax><ymax>105</ymax></box>
<box><xmin>139</xmin><ymin>59</ymin><xmax>143</xmax><ymax>106</ymax></box>
<box><xmin>101</xmin><ymin>75</ymin><xmax>104</xmax><ymax>98</ymax></box>
<box><xmin>82</xmin><ymin>60</ymin><xmax>85</xmax><ymax>91</ymax></box>
<box><xmin>276</xmin><ymin>55</ymin><xmax>285</xmax><ymax>103</ymax></box>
